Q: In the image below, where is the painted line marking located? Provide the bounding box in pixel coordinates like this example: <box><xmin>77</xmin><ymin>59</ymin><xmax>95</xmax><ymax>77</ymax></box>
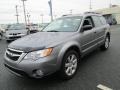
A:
<box><xmin>97</xmin><ymin>84</ymin><xmax>113</xmax><ymax>90</ymax></box>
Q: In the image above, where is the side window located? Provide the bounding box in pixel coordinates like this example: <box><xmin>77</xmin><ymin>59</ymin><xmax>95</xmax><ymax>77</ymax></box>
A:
<box><xmin>92</xmin><ymin>16</ymin><xmax>102</xmax><ymax>27</ymax></box>
<box><xmin>99</xmin><ymin>16</ymin><xmax>107</xmax><ymax>25</ymax></box>
<box><xmin>83</xmin><ymin>16</ymin><xmax>94</xmax><ymax>27</ymax></box>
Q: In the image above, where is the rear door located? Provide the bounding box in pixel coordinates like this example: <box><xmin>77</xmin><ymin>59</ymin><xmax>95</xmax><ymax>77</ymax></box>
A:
<box><xmin>91</xmin><ymin>15</ymin><xmax>106</xmax><ymax>44</ymax></box>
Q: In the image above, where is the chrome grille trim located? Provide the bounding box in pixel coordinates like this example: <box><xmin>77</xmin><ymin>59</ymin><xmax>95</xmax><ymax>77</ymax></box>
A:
<box><xmin>6</xmin><ymin>50</ymin><xmax>21</xmax><ymax>57</ymax></box>
<box><xmin>8</xmin><ymin>48</ymin><xmax>23</xmax><ymax>53</ymax></box>
<box><xmin>5</xmin><ymin>48</ymin><xmax>24</xmax><ymax>61</ymax></box>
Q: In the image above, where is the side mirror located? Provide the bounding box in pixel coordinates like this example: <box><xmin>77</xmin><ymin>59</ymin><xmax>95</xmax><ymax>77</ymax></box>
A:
<box><xmin>81</xmin><ymin>25</ymin><xmax>93</xmax><ymax>32</ymax></box>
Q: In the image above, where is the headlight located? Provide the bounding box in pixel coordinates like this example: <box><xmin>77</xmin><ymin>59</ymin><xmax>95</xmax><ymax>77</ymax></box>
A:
<box><xmin>24</xmin><ymin>48</ymin><xmax>53</xmax><ymax>60</ymax></box>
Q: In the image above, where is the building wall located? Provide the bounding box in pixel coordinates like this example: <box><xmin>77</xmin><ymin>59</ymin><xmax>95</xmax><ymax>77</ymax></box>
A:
<box><xmin>95</xmin><ymin>6</ymin><xmax>120</xmax><ymax>24</ymax></box>
<box><xmin>114</xmin><ymin>14</ymin><xmax>120</xmax><ymax>24</ymax></box>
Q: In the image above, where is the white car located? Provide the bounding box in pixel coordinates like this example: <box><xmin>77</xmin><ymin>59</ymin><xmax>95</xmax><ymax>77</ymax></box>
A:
<box><xmin>5</xmin><ymin>24</ymin><xmax>28</xmax><ymax>42</ymax></box>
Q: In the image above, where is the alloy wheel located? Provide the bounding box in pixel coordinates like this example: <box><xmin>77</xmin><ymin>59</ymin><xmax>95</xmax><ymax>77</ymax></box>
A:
<box><xmin>65</xmin><ymin>54</ymin><xmax>78</xmax><ymax>76</ymax></box>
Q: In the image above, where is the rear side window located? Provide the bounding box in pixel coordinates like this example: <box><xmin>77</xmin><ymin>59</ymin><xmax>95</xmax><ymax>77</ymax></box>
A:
<box><xmin>99</xmin><ymin>16</ymin><xmax>107</xmax><ymax>25</ymax></box>
<box><xmin>92</xmin><ymin>16</ymin><xmax>102</xmax><ymax>27</ymax></box>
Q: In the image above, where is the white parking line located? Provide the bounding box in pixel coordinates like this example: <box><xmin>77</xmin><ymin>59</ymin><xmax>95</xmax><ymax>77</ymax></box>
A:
<box><xmin>97</xmin><ymin>84</ymin><xmax>113</xmax><ymax>90</ymax></box>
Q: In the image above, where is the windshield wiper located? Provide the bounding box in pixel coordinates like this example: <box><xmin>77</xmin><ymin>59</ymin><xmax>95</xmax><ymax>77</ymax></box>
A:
<box><xmin>47</xmin><ymin>30</ymin><xmax>59</xmax><ymax>32</ymax></box>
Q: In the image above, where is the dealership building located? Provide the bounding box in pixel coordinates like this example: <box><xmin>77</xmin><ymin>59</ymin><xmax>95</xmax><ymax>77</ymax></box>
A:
<box><xmin>95</xmin><ymin>6</ymin><xmax>120</xmax><ymax>24</ymax></box>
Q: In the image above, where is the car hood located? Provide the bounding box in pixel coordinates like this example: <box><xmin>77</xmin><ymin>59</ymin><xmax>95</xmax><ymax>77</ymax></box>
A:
<box><xmin>8</xmin><ymin>32</ymin><xmax>76</xmax><ymax>52</ymax></box>
<box><xmin>6</xmin><ymin>30</ymin><xmax>27</xmax><ymax>35</ymax></box>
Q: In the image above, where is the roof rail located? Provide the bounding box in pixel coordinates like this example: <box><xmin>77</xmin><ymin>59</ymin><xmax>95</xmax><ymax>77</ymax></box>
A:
<box><xmin>62</xmin><ymin>14</ymin><xmax>72</xmax><ymax>17</ymax></box>
<box><xmin>84</xmin><ymin>12</ymin><xmax>101</xmax><ymax>14</ymax></box>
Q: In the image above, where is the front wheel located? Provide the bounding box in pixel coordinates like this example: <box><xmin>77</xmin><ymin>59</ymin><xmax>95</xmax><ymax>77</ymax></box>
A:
<box><xmin>0</xmin><ymin>34</ymin><xmax>2</xmax><ymax>40</ymax></box>
<box><xmin>59</xmin><ymin>50</ymin><xmax>79</xmax><ymax>80</ymax></box>
<box><xmin>100</xmin><ymin>36</ymin><xmax>110</xmax><ymax>50</ymax></box>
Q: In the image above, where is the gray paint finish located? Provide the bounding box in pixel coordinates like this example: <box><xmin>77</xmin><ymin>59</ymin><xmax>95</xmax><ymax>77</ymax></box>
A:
<box><xmin>4</xmin><ymin>13</ymin><xmax>110</xmax><ymax>78</ymax></box>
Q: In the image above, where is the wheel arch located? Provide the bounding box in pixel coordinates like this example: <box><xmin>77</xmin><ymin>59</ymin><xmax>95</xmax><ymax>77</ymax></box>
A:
<box><xmin>57</xmin><ymin>41</ymin><xmax>82</xmax><ymax>70</ymax></box>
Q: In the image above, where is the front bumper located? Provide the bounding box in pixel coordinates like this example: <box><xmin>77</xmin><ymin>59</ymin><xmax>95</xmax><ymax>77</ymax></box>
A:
<box><xmin>4</xmin><ymin>53</ymin><xmax>58</xmax><ymax>78</ymax></box>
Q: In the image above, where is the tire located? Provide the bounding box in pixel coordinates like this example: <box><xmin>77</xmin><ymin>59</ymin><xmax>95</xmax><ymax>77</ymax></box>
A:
<box><xmin>59</xmin><ymin>50</ymin><xmax>79</xmax><ymax>80</ymax></box>
<box><xmin>0</xmin><ymin>34</ymin><xmax>2</xmax><ymax>40</ymax></box>
<box><xmin>100</xmin><ymin>35</ymin><xmax>110</xmax><ymax>50</ymax></box>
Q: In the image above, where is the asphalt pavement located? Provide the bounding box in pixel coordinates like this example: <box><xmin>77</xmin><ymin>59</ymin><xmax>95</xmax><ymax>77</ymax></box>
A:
<box><xmin>0</xmin><ymin>25</ymin><xmax>120</xmax><ymax>90</ymax></box>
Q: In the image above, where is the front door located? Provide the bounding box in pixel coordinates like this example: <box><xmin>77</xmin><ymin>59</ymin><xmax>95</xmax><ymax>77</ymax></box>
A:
<box><xmin>80</xmin><ymin>16</ymin><xmax>95</xmax><ymax>53</ymax></box>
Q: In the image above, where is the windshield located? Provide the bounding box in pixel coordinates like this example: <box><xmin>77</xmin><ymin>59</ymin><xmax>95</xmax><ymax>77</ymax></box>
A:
<box><xmin>8</xmin><ymin>24</ymin><xmax>26</xmax><ymax>30</ymax></box>
<box><xmin>42</xmin><ymin>16</ymin><xmax>82</xmax><ymax>32</ymax></box>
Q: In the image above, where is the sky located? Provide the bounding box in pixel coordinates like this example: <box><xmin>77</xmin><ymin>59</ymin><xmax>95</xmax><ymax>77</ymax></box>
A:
<box><xmin>0</xmin><ymin>0</ymin><xmax>120</xmax><ymax>24</ymax></box>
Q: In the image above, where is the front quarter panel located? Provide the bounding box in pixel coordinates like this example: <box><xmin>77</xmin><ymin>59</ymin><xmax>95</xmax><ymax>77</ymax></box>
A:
<box><xmin>56</xmin><ymin>40</ymin><xmax>81</xmax><ymax>70</ymax></box>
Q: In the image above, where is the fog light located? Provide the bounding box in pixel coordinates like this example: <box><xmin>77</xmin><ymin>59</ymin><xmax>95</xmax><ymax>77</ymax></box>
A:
<box><xmin>33</xmin><ymin>69</ymin><xmax>44</xmax><ymax>77</ymax></box>
<box><xmin>36</xmin><ymin>70</ymin><xmax>44</xmax><ymax>76</ymax></box>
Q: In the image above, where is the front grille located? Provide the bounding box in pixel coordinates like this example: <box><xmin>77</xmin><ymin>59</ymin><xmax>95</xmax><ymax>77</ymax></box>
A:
<box><xmin>7</xmin><ymin>48</ymin><xmax>22</xmax><ymax>55</ymax></box>
<box><xmin>6</xmin><ymin>48</ymin><xmax>23</xmax><ymax>61</ymax></box>
<box><xmin>9</xmin><ymin>36</ymin><xmax>21</xmax><ymax>39</ymax></box>
<box><xmin>9</xmin><ymin>33</ymin><xmax>21</xmax><ymax>35</ymax></box>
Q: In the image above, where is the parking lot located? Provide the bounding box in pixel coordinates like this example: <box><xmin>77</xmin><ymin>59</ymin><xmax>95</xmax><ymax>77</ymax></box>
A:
<box><xmin>0</xmin><ymin>25</ymin><xmax>120</xmax><ymax>90</ymax></box>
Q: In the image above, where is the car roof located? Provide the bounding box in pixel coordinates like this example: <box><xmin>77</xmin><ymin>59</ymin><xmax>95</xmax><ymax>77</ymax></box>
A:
<box><xmin>62</xmin><ymin>12</ymin><xmax>102</xmax><ymax>18</ymax></box>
